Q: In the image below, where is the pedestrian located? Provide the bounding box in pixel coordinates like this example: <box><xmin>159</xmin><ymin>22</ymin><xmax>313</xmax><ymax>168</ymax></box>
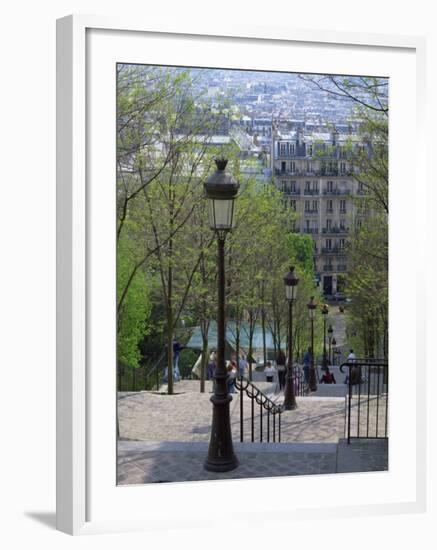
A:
<box><xmin>303</xmin><ymin>347</ymin><xmax>312</xmax><ymax>384</ymax></box>
<box><xmin>172</xmin><ymin>340</ymin><xmax>186</xmax><ymax>382</ymax></box>
<box><xmin>276</xmin><ymin>349</ymin><xmax>286</xmax><ymax>391</ymax></box>
<box><xmin>264</xmin><ymin>362</ymin><xmax>276</xmax><ymax>383</ymax></box>
<box><xmin>207</xmin><ymin>349</ymin><xmax>217</xmax><ymax>381</ymax></box>
<box><xmin>227</xmin><ymin>361</ymin><xmax>238</xmax><ymax>393</ymax></box>
<box><xmin>344</xmin><ymin>349</ymin><xmax>359</xmax><ymax>385</ymax></box>
<box><xmin>238</xmin><ymin>352</ymin><xmax>248</xmax><ymax>378</ymax></box>
<box><xmin>320</xmin><ymin>367</ymin><xmax>336</xmax><ymax>384</ymax></box>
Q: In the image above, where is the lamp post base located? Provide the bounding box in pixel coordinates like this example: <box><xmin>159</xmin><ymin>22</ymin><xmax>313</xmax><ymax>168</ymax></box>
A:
<box><xmin>204</xmin><ymin>393</ymin><xmax>239</xmax><ymax>472</ymax></box>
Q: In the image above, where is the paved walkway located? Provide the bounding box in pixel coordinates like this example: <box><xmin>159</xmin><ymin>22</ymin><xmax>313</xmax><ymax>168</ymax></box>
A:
<box><xmin>117</xmin><ymin>439</ymin><xmax>388</xmax><ymax>485</ymax></box>
<box><xmin>118</xmin><ymin>381</ymin><xmax>346</xmax><ymax>444</ymax></box>
<box><xmin>117</xmin><ymin>441</ymin><xmax>338</xmax><ymax>484</ymax></box>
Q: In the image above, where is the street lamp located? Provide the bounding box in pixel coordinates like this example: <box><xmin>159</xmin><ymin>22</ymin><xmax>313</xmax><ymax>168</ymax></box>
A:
<box><xmin>327</xmin><ymin>324</ymin><xmax>333</xmax><ymax>365</ymax></box>
<box><xmin>203</xmin><ymin>158</ymin><xmax>239</xmax><ymax>472</ymax></box>
<box><xmin>283</xmin><ymin>266</ymin><xmax>299</xmax><ymax>410</ymax></box>
<box><xmin>321</xmin><ymin>304</ymin><xmax>329</xmax><ymax>371</ymax></box>
<box><xmin>307</xmin><ymin>296</ymin><xmax>317</xmax><ymax>392</ymax></box>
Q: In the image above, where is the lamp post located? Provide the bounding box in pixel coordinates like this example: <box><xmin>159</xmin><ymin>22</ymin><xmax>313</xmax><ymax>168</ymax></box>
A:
<box><xmin>321</xmin><ymin>304</ymin><xmax>329</xmax><ymax>371</ymax></box>
<box><xmin>331</xmin><ymin>337</ymin><xmax>337</xmax><ymax>365</ymax></box>
<box><xmin>307</xmin><ymin>296</ymin><xmax>317</xmax><ymax>392</ymax></box>
<box><xmin>203</xmin><ymin>158</ymin><xmax>239</xmax><ymax>472</ymax></box>
<box><xmin>283</xmin><ymin>266</ymin><xmax>299</xmax><ymax>410</ymax></box>
<box><xmin>328</xmin><ymin>324</ymin><xmax>333</xmax><ymax>365</ymax></box>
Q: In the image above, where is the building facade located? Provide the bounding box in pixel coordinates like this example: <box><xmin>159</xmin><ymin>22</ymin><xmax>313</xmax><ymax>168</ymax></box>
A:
<box><xmin>272</xmin><ymin>127</ymin><xmax>364</xmax><ymax>297</ymax></box>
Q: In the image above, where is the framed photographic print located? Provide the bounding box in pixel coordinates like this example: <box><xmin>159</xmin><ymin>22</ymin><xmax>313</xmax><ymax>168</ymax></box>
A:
<box><xmin>56</xmin><ymin>15</ymin><xmax>427</xmax><ymax>535</ymax></box>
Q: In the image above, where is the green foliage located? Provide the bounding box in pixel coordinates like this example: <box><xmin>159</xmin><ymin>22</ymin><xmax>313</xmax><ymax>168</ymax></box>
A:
<box><xmin>117</xmin><ymin>232</ymin><xmax>152</xmax><ymax>368</ymax></box>
<box><xmin>178</xmin><ymin>348</ymin><xmax>199</xmax><ymax>379</ymax></box>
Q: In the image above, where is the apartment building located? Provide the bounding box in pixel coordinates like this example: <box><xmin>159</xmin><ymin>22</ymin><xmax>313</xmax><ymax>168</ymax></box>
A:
<box><xmin>272</xmin><ymin>127</ymin><xmax>365</xmax><ymax>297</ymax></box>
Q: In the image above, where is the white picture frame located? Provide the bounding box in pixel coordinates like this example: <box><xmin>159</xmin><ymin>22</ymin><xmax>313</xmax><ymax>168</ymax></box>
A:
<box><xmin>56</xmin><ymin>14</ymin><xmax>427</xmax><ymax>535</ymax></box>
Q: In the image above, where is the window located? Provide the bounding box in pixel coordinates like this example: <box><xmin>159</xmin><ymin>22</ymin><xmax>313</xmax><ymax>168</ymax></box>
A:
<box><xmin>290</xmin><ymin>200</ymin><xmax>296</xmax><ymax>211</ymax></box>
<box><xmin>290</xmin><ymin>144</ymin><xmax>295</xmax><ymax>155</ymax></box>
<box><xmin>280</xmin><ymin>143</ymin><xmax>287</xmax><ymax>156</ymax></box>
<box><xmin>327</xmin><ymin>199</ymin><xmax>333</xmax><ymax>213</ymax></box>
<box><xmin>281</xmin><ymin>180</ymin><xmax>287</xmax><ymax>192</ymax></box>
<box><xmin>290</xmin><ymin>180</ymin><xmax>297</xmax><ymax>192</ymax></box>
<box><xmin>340</xmin><ymin>199</ymin><xmax>346</xmax><ymax>213</ymax></box>
<box><xmin>340</xmin><ymin>162</ymin><xmax>346</xmax><ymax>174</ymax></box>
<box><xmin>290</xmin><ymin>161</ymin><xmax>296</xmax><ymax>173</ymax></box>
<box><xmin>339</xmin><ymin>238</ymin><xmax>345</xmax><ymax>249</ymax></box>
<box><xmin>308</xmin><ymin>144</ymin><xmax>313</xmax><ymax>156</ymax></box>
<box><xmin>326</xmin><ymin>219</ymin><xmax>332</xmax><ymax>230</ymax></box>
<box><xmin>339</xmin><ymin>219</ymin><xmax>346</xmax><ymax>230</ymax></box>
<box><xmin>304</xmin><ymin>200</ymin><xmax>310</xmax><ymax>212</ymax></box>
<box><xmin>312</xmin><ymin>180</ymin><xmax>318</xmax><ymax>192</ymax></box>
<box><xmin>281</xmin><ymin>161</ymin><xmax>286</xmax><ymax>172</ymax></box>
<box><xmin>305</xmin><ymin>180</ymin><xmax>311</xmax><ymax>192</ymax></box>
<box><xmin>312</xmin><ymin>200</ymin><xmax>318</xmax><ymax>212</ymax></box>
<box><xmin>325</xmin><ymin>239</ymin><xmax>332</xmax><ymax>250</ymax></box>
<box><xmin>327</xmin><ymin>180</ymin><xmax>333</xmax><ymax>192</ymax></box>
<box><xmin>339</xmin><ymin>146</ymin><xmax>346</xmax><ymax>159</ymax></box>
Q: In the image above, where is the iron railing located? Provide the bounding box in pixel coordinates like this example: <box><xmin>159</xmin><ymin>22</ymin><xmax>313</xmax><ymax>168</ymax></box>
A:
<box><xmin>234</xmin><ymin>376</ymin><xmax>283</xmax><ymax>443</ymax></box>
<box><xmin>340</xmin><ymin>359</ymin><xmax>388</xmax><ymax>444</ymax></box>
<box><xmin>117</xmin><ymin>351</ymin><xmax>167</xmax><ymax>392</ymax></box>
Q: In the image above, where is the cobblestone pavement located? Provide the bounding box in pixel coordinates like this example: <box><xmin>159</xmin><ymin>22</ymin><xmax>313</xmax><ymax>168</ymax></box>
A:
<box><xmin>118</xmin><ymin>381</ymin><xmax>346</xmax><ymax>443</ymax></box>
<box><xmin>117</xmin><ymin>441</ymin><xmax>338</xmax><ymax>485</ymax></box>
<box><xmin>117</xmin><ymin>439</ymin><xmax>388</xmax><ymax>484</ymax></box>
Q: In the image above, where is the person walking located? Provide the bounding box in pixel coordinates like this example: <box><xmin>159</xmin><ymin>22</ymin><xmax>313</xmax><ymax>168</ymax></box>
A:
<box><xmin>207</xmin><ymin>350</ymin><xmax>217</xmax><ymax>380</ymax></box>
<box><xmin>276</xmin><ymin>349</ymin><xmax>286</xmax><ymax>391</ymax></box>
<box><xmin>172</xmin><ymin>340</ymin><xmax>186</xmax><ymax>382</ymax></box>
<box><xmin>344</xmin><ymin>349</ymin><xmax>359</xmax><ymax>384</ymax></box>
<box><xmin>227</xmin><ymin>361</ymin><xmax>238</xmax><ymax>393</ymax></box>
<box><xmin>303</xmin><ymin>347</ymin><xmax>312</xmax><ymax>385</ymax></box>
<box><xmin>238</xmin><ymin>352</ymin><xmax>248</xmax><ymax>378</ymax></box>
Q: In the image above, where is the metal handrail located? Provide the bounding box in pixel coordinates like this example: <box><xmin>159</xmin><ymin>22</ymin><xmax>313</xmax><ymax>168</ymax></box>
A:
<box><xmin>234</xmin><ymin>376</ymin><xmax>283</xmax><ymax>443</ymax></box>
<box><xmin>144</xmin><ymin>350</ymin><xmax>167</xmax><ymax>391</ymax></box>
<box><xmin>340</xmin><ymin>359</ymin><xmax>388</xmax><ymax>444</ymax></box>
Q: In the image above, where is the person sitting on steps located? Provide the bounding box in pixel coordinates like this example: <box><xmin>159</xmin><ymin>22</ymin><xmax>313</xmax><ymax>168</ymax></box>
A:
<box><xmin>320</xmin><ymin>367</ymin><xmax>336</xmax><ymax>384</ymax></box>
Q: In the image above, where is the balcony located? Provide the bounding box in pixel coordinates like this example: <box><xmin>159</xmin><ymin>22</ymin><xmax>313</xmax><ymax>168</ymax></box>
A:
<box><xmin>303</xmin><ymin>228</ymin><xmax>319</xmax><ymax>234</ymax></box>
<box><xmin>283</xmin><ymin>189</ymin><xmax>301</xmax><ymax>196</ymax></box>
<box><xmin>322</xmin><ymin>189</ymin><xmax>351</xmax><ymax>196</ymax></box>
<box><xmin>274</xmin><ymin>168</ymin><xmax>355</xmax><ymax>178</ymax></box>
<box><xmin>303</xmin><ymin>189</ymin><xmax>319</xmax><ymax>196</ymax></box>
<box><xmin>304</xmin><ymin>209</ymin><xmax>319</xmax><ymax>215</ymax></box>
<box><xmin>321</xmin><ymin>246</ymin><xmax>346</xmax><ymax>254</ymax></box>
<box><xmin>275</xmin><ymin>168</ymin><xmax>300</xmax><ymax>176</ymax></box>
<box><xmin>322</xmin><ymin>227</ymin><xmax>349</xmax><ymax>235</ymax></box>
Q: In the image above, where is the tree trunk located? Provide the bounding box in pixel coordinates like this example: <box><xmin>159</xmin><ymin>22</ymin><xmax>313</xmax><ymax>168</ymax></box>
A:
<box><xmin>200</xmin><ymin>332</ymin><xmax>208</xmax><ymax>393</ymax></box>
